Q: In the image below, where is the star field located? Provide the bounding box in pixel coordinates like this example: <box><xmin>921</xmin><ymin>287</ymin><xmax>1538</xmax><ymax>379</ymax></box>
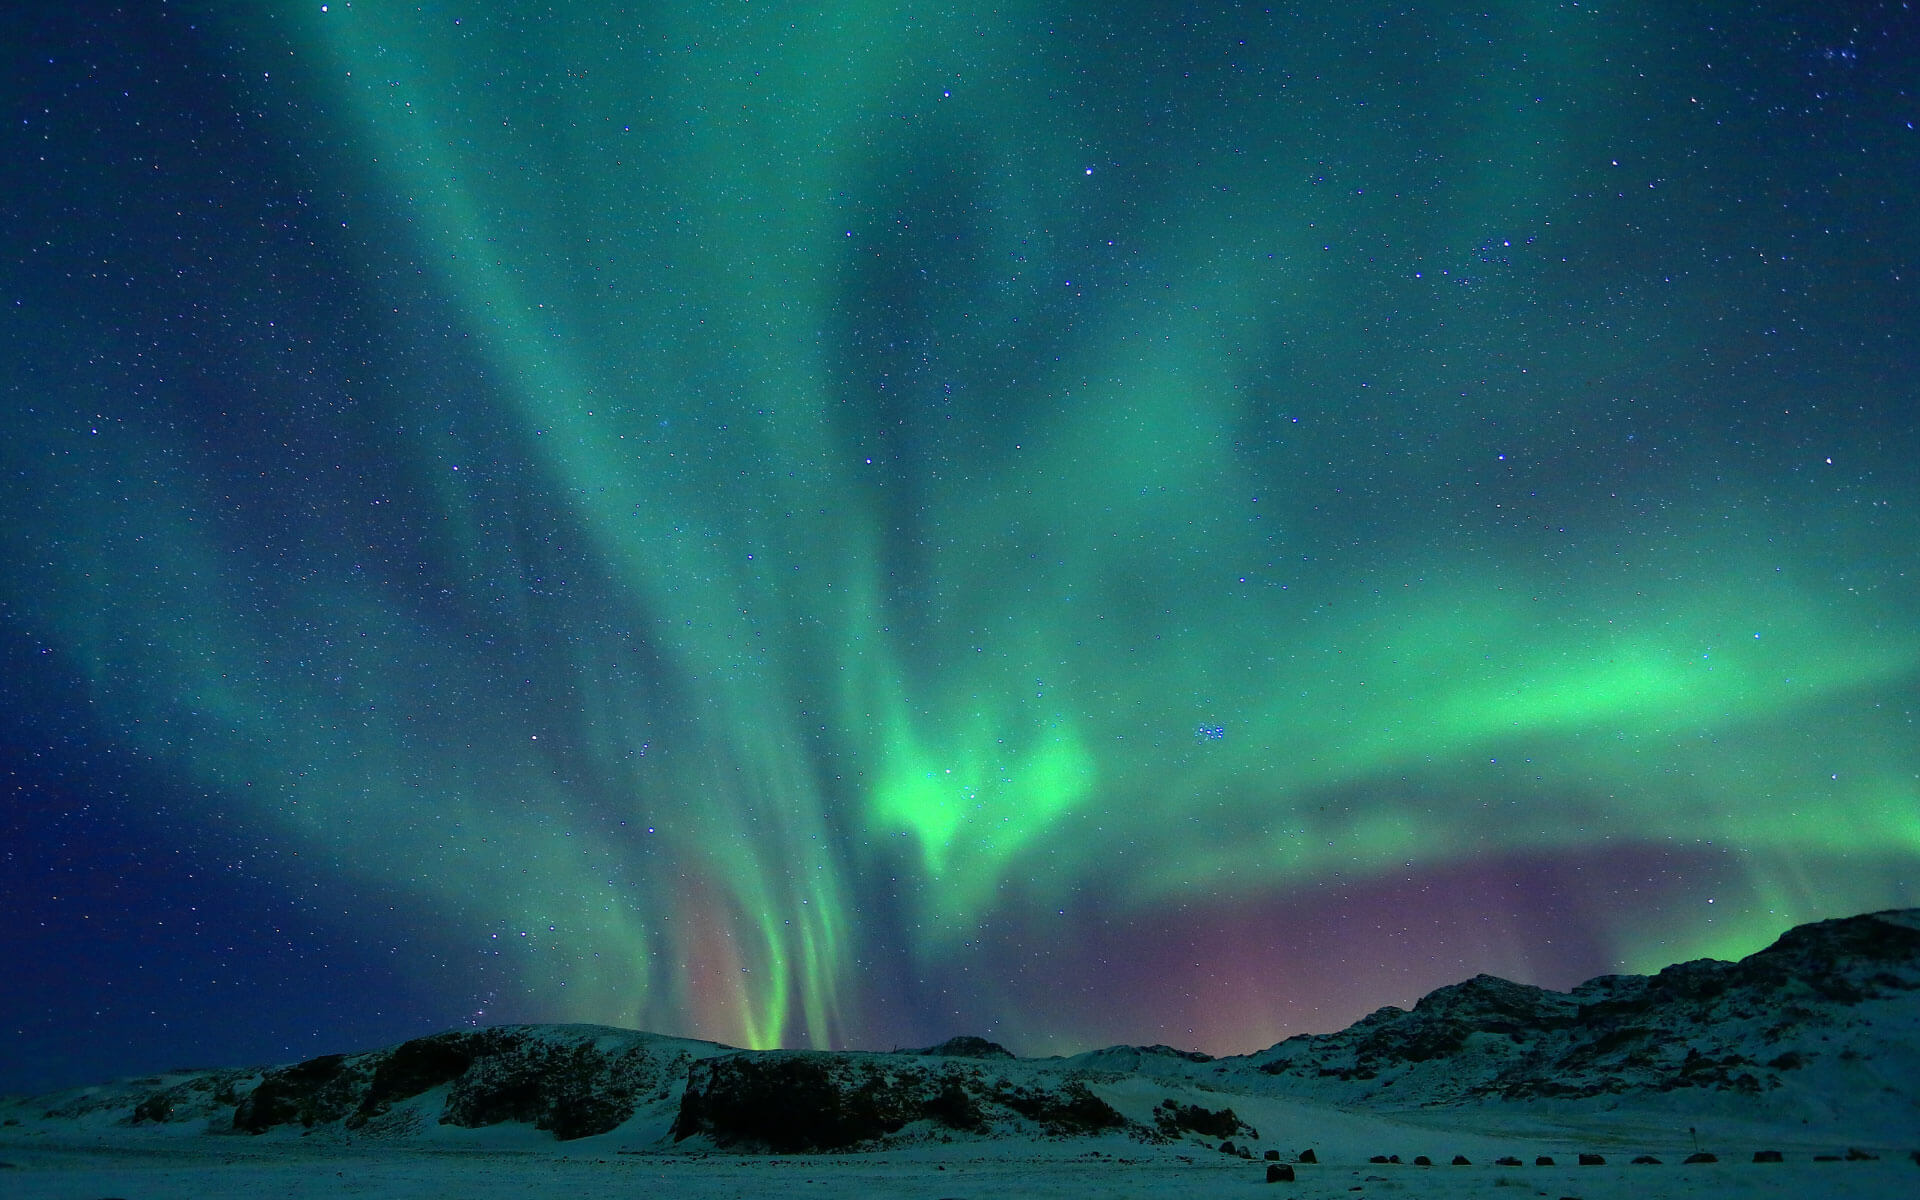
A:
<box><xmin>2</xmin><ymin>1</ymin><xmax>1916</xmax><ymax>1094</ymax></box>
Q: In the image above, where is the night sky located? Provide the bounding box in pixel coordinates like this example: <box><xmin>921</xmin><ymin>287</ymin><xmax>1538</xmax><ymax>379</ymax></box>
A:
<box><xmin>4</xmin><ymin>2</ymin><xmax>1917</xmax><ymax>1096</ymax></box>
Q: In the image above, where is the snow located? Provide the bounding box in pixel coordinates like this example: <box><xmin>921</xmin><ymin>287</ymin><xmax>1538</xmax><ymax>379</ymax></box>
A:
<box><xmin>6</xmin><ymin>909</ymin><xmax>1916</xmax><ymax>1197</ymax></box>
<box><xmin>4</xmin><ymin>1092</ymin><xmax>1915</xmax><ymax>1199</ymax></box>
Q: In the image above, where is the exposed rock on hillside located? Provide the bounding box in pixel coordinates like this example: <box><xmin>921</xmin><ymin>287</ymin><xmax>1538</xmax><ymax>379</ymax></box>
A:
<box><xmin>1152</xmin><ymin>1098</ymin><xmax>1255</xmax><ymax>1141</ymax></box>
<box><xmin>228</xmin><ymin>1025</ymin><xmax>721</xmax><ymax>1140</ymax></box>
<box><xmin>65</xmin><ymin>1068</ymin><xmax>260</xmax><ymax>1126</ymax></box>
<box><xmin>909</xmin><ymin>1035</ymin><xmax>1016</xmax><ymax>1059</ymax></box>
<box><xmin>1064</xmin><ymin>1044</ymin><xmax>1216</xmax><ymax>1074</ymax></box>
<box><xmin>1251</xmin><ymin>908</ymin><xmax>1920</xmax><ymax>1105</ymax></box>
<box><xmin>669</xmin><ymin>1051</ymin><xmax>1134</xmax><ymax>1151</ymax></box>
<box><xmin>9</xmin><ymin>907</ymin><xmax>1915</xmax><ymax>1153</ymax></box>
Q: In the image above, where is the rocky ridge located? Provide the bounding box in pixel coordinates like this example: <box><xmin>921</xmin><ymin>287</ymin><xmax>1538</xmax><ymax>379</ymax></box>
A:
<box><xmin>4</xmin><ymin>907</ymin><xmax>1915</xmax><ymax>1152</ymax></box>
<box><xmin>1246</xmin><ymin>908</ymin><xmax>1920</xmax><ymax>1106</ymax></box>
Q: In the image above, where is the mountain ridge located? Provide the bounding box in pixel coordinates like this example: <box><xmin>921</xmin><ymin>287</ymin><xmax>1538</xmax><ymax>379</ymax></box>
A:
<box><xmin>1243</xmin><ymin>907</ymin><xmax>1920</xmax><ymax>1107</ymax></box>
<box><xmin>6</xmin><ymin>907</ymin><xmax>1916</xmax><ymax>1152</ymax></box>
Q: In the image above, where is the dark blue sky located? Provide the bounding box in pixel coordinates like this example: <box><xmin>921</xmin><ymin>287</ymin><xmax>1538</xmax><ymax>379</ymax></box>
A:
<box><xmin>5</xmin><ymin>1</ymin><xmax>1917</xmax><ymax>1096</ymax></box>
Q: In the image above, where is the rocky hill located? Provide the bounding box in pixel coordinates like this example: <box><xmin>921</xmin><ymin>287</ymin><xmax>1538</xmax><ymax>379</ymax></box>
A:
<box><xmin>1245</xmin><ymin>908</ymin><xmax>1920</xmax><ymax>1110</ymax></box>
<box><xmin>10</xmin><ymin>1025</ymin><xmax>730</xmax><ymax>1143</ymax></box>
<box><xmin>5</xmin><ymin>908</ymin><xmax>1915</xmax><ymax>1152</ymax></box>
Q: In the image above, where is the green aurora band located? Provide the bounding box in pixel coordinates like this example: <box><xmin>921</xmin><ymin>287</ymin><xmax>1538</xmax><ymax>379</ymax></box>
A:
<box><xmin>5</xmin><ymin>1</ymin><xmax>1916</xmax><ymax>1053</ymax></box>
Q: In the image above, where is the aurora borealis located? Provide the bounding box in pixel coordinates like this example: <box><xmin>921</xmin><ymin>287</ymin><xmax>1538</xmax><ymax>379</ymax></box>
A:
<box><xmin>3</xmin><ymin>1</ymin><xmax>1917</xmax><ymax>1094</ymax></box>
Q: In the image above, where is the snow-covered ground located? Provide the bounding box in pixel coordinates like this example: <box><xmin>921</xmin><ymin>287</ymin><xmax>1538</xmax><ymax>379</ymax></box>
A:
<box><xmin>3</xmin><ymin>1094</ymin><xmax>1914</xmax><ymax>1199</ymax></box>
<box><xmin>7</xmin><ymin>910</ymin><xmax>1915</xmax><ymax>1197</ymax></box>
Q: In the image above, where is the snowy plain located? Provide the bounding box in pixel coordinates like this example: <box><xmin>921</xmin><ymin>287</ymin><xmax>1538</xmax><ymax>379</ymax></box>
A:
<box><xmin>4</xmin><ymin>1088</ymin><xmax>1915</xmax><ymax>1200</ymax></box>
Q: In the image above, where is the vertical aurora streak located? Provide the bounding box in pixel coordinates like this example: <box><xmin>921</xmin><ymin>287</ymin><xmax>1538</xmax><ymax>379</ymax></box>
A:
<box><xmin>3</xmin><ymin>1</ymin><xmax>1916</xmax><ymax>1076</ymax></box>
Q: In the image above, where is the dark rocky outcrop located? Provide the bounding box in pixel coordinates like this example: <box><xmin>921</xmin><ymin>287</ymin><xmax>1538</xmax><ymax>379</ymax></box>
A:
<box><xmin>128</xmin><ymin>1072</ymin><xmax>252</xmax><ymax>1126</ymax></box>
<box><xmin>669</xmin><ymin>1052</ymin><xmax>1136</xmax><ymax>1151</ymax></box>
<box><xmin>438</xmin><ymin>1035</ymin><xmax>673</xmax><ymax>1140</ymax></box>
<box><xmin>671</xmin><ymin>1054</ymin><xmax>924</xmax><ymax>1151</ymax></box>
<box><xmin>997</xmin><ymin>1079</ymin><xmax>1129</xmax><ymax>1135</ymax></box>
<box><xmin>1253</xmin><ymin>908</ymin><xmax>1920</xmax><ymax>1105</ymax></box>
<box><xmin>910</xmin><ymin>1036</ymin><xmax>1015</xmax><ymax>1060</ymax></box>
<box><xmin>1134</xmin><ymin>1044</ymin><xmax>1215</xmax><ymax>1064</ymax></box>
<box><xmin>12</xmin><ymin>907</ymin><xmax>1916</xmax><ymax>1154</ymax></box>
<box><xmin>233</xmin><ymin>1026</ymin><xmax>710</xmax><ymax>1140</ymax></box>
<box><xmin>233</xmin><ymin>1054</ymin><xmax>357</xmax><ymax>1132</ymax></box>
<box><xmin>1153</xmin><ymin>1099</ymin><xmax>1253</xmax><ymax>1141</ymax></box>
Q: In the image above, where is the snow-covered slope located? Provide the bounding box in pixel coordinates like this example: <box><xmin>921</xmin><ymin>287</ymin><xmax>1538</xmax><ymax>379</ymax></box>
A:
<box><xmin>1238</xmin><ymin>907</ymin><xmax>1920</xmax><ymax>1122</ymax></box>
<box><xmin>2</xmin><ymin>1024</ymin><xmax>732</xmax><ymax>1143</ymax></box>
<box><xmin>4</xmin><ymin>908</ymin><xmax>1916</xmax><ymax>1156</ymax></box>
